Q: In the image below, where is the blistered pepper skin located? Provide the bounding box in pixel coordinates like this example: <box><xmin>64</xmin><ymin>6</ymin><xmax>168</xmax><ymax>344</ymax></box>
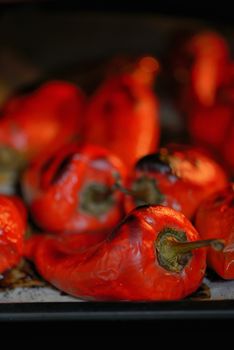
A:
<box><xmin>124</xmin><ymin>144</ymin><xmax>228</xmax><ymax>219</ymax></box>
<box><xmin>0</xmin><ymin>196</ymin><xmax>26</xmax><ymax>274</ymax></box>
<box><xmin>25</xmin><ymin>205</ymin><xmax>206</xmax><ymax>301</ymax></box>
<box><xmin>0</xmin><ymin>81</ymin><xmax>85</xmax><ymax>160</ymax></box>
<box><xmin>22</xmin><ymin>144</ymin><xmax>127</xmax><ymax>234</ymax></box>
<box><xmin>195</xmin><ymin>184</ymin><xmax>234</xmax><ymax>279</ymax></box>
<box><xmin>83</xmin><ymin>69</ymin><xmax>159</xmax><ymax>170</ymax></box>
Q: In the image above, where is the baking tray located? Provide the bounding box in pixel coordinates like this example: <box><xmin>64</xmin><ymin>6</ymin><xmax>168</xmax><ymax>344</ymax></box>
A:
<box><xmin>1</xmin><ymin>275</ymin><xmax>234</xmax><ymax>321</ymax></box>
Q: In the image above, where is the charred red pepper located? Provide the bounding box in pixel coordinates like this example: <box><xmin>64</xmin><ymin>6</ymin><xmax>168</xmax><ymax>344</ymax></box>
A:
<box><xmin>0</xmin><ymin>80</ymin><xmax>85</xmax><ymax>161</ymax></box>
<box><xmin>123</xmin><ymin>144</ymin><xmax>228</xmax><ymax>219</ymax></box>
<box><xmin>22</xmin><ymin>143</ymin><xmax>127</xmax><ymax>234</ymax></box>
<box><xmin>24</xmin><ymin>205</ymin><xmax>223</xmax><ymax>301</ymax></box>
<box><xmin>195</xmin><ymin>184</ymin><xmax>234</xmax><ymax>279</ymax></box>
<box><xmin>0</xmin><ymin>196</ymin><xmax>26</xmax><ymax>274</ymax></box>
<box><xmin>83</xmin><ymin>56</ymin><xmax>160</xmax><ymax>169</ymax></box>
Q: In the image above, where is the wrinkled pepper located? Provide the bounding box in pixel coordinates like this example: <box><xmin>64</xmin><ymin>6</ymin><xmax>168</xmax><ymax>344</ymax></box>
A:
<box><xmin>83</xmin><ymin>56</ymin><xmax>160</xmax><ymax>169</ymax></box>
<box><xmin>22</xmin><ymin>143</ymin><xmax>127</xmax><ymax>233</ymax></box>
<box><xmin>0</xmin><ymin>195</ymin><xmax>26</xmax><ymax>274</ymax></box>
<box><xmin>195</xmin><ymin>184</ymin><xmax>234</xmax><ymax>279</ymax></box>
<box><xmin>0</xmin><ymin>80</ymin><xmax>85</xmax><ymax>161</ymax></box>
<box><xmin>123</xmin><ymin>144</ymin><xmax>228</xmax><ymax>219</ymax></box>
<box><xmin>24</xmin><ymin>205</ymin><xmax>223</xmax><ymax>301</ymax></box>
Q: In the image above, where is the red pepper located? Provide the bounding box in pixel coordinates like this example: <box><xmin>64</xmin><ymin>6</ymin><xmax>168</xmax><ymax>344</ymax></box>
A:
<box><xmin>0</xmin><ymin>80</ymin><xmax>85</xmax><ymax>161</ymax></box>
<box><xmin>24</xmin><ymin>205</ymin><xmax>223</xmax><ymax>301</ymax></box>
<box><xmin>83</xmin><ymin>56</ymin><xmax>160</xmax><ymax>170</ymax></box>
<box><xmin>123</xmin><ymin>144</ymin><xmax>228</xmax><ymax>219</ymax></box>
<box><xmin>0</xmin><ymin>196</ymin><xmax>26</xmax><ymax>274</ymax></box>
<box><xmin>171</xmin><ymin>31</ymin><xmax>230</xmax><ymax>110</ymax></box>
<box><xmin>22</xmin><ymin>143</ymin><xmax>127</xmax><ymax>234</ymax></box>
<box><xmin>195</xmin><ymin>184</ymin><xmax>234</xmax><ymax>279</ymax></box>
<box><xmin>188</xmin><ymin>69</ymin><xmax>234</xmax><ymax>175</ymax></box>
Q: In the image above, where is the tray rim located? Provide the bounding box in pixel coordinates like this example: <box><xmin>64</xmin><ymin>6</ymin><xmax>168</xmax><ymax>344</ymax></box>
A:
<box><xmin>1</xmin><ymin>300</ymin><xmax>234</xmax><ymax>321</ymax></box>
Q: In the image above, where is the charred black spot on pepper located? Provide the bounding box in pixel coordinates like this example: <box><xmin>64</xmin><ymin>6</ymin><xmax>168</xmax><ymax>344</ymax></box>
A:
<box><xmin>214</xmin><ymin>194</ymin><xmax>227</xmax><ymax>205</ymax></box>
<box><xmin>51</xmin><ymin>154</ymin><xmax>75</xmax><ymax>184</ymax></box>
<box><xmin>228</xmin><ymin>198</ymin><xmax>234</xmax><ymax>208</ymax></box>
<box><xmin>136</xmin><ymin>154</ymin><xmax>172</xmax><ymax>174</ymax></box>
<box><xmin>41</xmin><ymin>155</ymin><xmax>56</xmax><ymax>174</ymax></box>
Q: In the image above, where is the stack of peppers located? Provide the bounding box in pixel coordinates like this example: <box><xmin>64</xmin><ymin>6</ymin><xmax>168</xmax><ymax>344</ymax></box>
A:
<box><xmin>0</xmin><ymin>54</ymin><xmax>233</xmax><ymax>301</ymax></box>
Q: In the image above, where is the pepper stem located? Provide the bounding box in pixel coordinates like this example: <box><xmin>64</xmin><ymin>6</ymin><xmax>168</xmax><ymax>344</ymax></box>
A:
<box><xmin>156</xmin><ymin>228</ymin><xmax>225</xmax><ymax>273</ymax></box>
<box><xmin>112</xmin><ymin>172</ymin><xmax>164</xmax><ymax>206</ymax></box>
<box><xmin>169</xmin><ymin>238</ymin><xmax>224</xmax><ymax>254</ymax></box>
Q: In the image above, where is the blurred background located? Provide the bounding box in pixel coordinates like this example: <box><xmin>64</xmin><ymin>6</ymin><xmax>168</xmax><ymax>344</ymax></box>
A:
<box><xmin>0</xmin><ymin>1</ymin><xmax>234</xmax><ymax>171</ymax></box>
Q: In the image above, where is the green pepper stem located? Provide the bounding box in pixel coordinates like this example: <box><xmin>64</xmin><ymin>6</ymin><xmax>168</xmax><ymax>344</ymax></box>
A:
<box><xmin>169</xmin><ymin>238</ymin><xmax>225</xmax><ymax>254</ymax></box>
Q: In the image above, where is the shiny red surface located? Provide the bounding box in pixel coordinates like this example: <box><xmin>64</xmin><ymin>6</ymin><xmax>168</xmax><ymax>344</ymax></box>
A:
<box><xmin>25</xmin><ymin>205</ymin><xmax>206</xmax><ymax>301</ymax></box>
<box><xmin>195</xmin><ymin>184</ymin><xmax>234</xmax><ymax>279</ymax></box>
<box><xmin>22</xmin><ymin>143</ymin><xmax>127</xmax><ymax>233</ymax></box>
<box><xmin>0</xmin><ymin>196</ymin><xmax>26</xmax><ymax>273</ymax></box>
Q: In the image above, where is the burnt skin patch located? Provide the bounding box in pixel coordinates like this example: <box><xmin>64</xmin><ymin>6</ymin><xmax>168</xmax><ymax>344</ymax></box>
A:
<box><xmin>51</xmin><ymin>154</ymin><xmax>74</xmax><ymax>184</ymax></box>
<box><xmin>136</xmin><ymin>154</ymin><xmax>172</xmax><ymax>174</ymax></box>
<box><xmin>41</xmin><ymin>155</ymin><xmax>56</xmax><ymax>174</ymax></box>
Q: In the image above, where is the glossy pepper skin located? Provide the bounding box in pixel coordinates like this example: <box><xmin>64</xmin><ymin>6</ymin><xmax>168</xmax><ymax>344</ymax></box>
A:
<box><xmin>83</xmin><ymin>56</ymin><xmax>160</xmax><ymax>170</ymax></box>
<box><xmin>0</xmin><ymin>196</ymin><xmax>26</xmax><ymax>274</ymax></box>
<box><xmin>22</xmin><ymin>143</ymin><xmax>127</xmax><ymax>234</ymax></box>
<box><xmin>124</xmin><ymin>144</ymin><xmax>228</xmax><ymax>219</ymax></box>
<box><xmin>0</xmin><ymin>80</ymin><xmax>85</xmax><ymax>161</ymax></box>
<box><xmin>24</xmin><ymin>205</ymin><xmax>207</xmax><ymax>301</ymax></box>
<box><xmin>195</xmin><ymin>184</ymin><xmax>234</xmax><ymax>279</ymax></box>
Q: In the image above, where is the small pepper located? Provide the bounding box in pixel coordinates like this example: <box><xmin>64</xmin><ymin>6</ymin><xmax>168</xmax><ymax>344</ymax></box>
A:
<box><xmin>24</xmin><ymin>205</ymin><xmax>223</xmax><ymax>301</ymax></box>
<box><xmin>0</xmin><ymin>80</ymin><xmax>85</xmax><ymax>161</ymax></box>
<box><xmin>0</xmin><ymin>196</ymin><xmax>26</xmax><ymax>274</ymax></box>
<box><xmin>83</xmin><ymin>56</ymin><xmax>160</xmax><ymax>170</ymax></box>
<box><xmin>195</xmin><ymin>184</ymin><xmax>234</xmax><ymax>279</ymax></box>
<box><xmin>123</xmin><ymin>144</ymin><xmax>228</xmax><ymax>219</ymax></box>
<box><xmin>22</xmin><ymin>143</ymin><xmax>127</xmax><ymax>233</ymax></box>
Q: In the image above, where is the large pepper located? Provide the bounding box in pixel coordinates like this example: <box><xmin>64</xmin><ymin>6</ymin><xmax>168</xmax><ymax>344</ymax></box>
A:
<box><xmin>22</xmin><ymin>143</ymin><xmax>127</xmax><ymax>234</ymax></box>
<box><xmin>0</xmin><ymin>196</ymin><xmax>26</xmax><ymax>274</ymax></box>
<box><xmin>195</xmin><ymin>184</ymin><xmax>234</xmax><ymax>279</ymax></box>
<box><xmin>123</xmin><ymin>144</ymin><xmax>228</xmax><ymax>219</ymax></box>
<box><xmin>83</xmin><ymin>56</ymin><xmax>160</xmax><ymax>170</ymax></box>
<box><xmin>24</xmin><ymin>205</ymin><xmax>223</xmax><ymax>301</ymax></box>
<box><xmin>0</xmin><ymin>80</ymin><xmax>85</xmax><ymax>161</ymax></box>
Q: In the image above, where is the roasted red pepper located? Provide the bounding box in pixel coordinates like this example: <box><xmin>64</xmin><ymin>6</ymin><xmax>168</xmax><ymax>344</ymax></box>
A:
<box><xmin>171</xmin><ymin>31</ymin><xmax>230</xmax><ymax>111</ymax></box>
<box><xmin>22</xmin><ymin>143</ymin><xmax>127</xmax><ymax>233</ymax></box>
<box><xmin>0</xmin><ymin>80</ymin><xmax>85</xmax><ymax>161</ymax></box>
<box><xmin>24</xmin><ymin>205</ymin><xmax>223</xmax><ymax>301</ymax></box>
<box><xmin>195</xmin><ymin>184</ymin><xmax>234</xmax><ymax>279</ymax></box>
<box><xmin>170</xmin><ymin>31</ymin><xmax>234</xmax><ymax>174</ymax></box>
<box><xmin>188</xmin><ymin>69</ymin><xmax>234</xmax><ymax>174</ymax></box>
<box><xmin>123</xmin><ymin>144</ymin><xmax>228</xmax><ymax>219</ymax></box>
<box><xmin>83</xmin><ymin>56</ymin><xmax>160</xmax><ymax>169</ymax></box>
<box><xmin>0</xmin><ymin>195</ymin><xmax>26</xmax><ymax>274</ymax></box>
